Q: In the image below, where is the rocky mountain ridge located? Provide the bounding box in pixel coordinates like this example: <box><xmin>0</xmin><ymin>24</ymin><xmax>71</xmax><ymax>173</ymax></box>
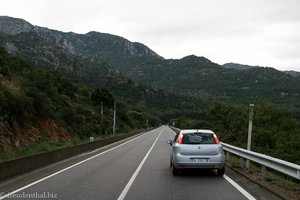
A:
<box><xmin>0</xmin><ymin>16</ymin><xmax>163</xmax><ymax>70</ymax></box>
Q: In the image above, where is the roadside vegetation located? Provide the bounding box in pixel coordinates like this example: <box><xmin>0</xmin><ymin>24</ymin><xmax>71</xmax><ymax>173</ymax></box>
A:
<box><xmin>1</xmin><ymin>46</ymin><xmax>300</xmax><ymax>166</ymax></box>
<box><xmin>176</xmin><ymin>101</ymin><xmax>300</xmax><ymax>164</ymax></box>
<box><xmin>0</xmin><ymin>47</ymin><xmax>155</xmax><ymax>160</ymax></box>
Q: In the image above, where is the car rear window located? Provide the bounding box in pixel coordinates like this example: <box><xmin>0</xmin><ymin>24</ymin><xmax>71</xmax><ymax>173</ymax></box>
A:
<box><xmin>182</xmin><ymin>133</ymin><xmax>216</xmax><ymax>144</ymax></box>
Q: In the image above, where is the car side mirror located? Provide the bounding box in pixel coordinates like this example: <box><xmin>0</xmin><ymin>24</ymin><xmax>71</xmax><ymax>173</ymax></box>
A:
<box><xmin>167</xmin><ymin>140</ymin><xmax>173</xmax><ymax>145</ymax></box>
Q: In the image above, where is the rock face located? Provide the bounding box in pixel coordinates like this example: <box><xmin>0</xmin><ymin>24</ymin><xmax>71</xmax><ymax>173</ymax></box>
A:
<box><xmin>0</xmin><ymin>16</ymin><xmax>163</xmax><ymax>74</ymax></box>
<box><xmin>0</xmin><ymin>16</ymin><xmax>35</xmax><ymax>35</ymax></box>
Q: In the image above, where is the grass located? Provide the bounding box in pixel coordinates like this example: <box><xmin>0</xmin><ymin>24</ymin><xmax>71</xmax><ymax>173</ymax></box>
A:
<box><xmin>0</xmin><ymin>139</ymin><xmax>73</xmax><ymax>161</ymax></box>
<box><xmin>226</xmin><ymin>153</ymin><xmax>300</xmax><ymax>200</ymax></box>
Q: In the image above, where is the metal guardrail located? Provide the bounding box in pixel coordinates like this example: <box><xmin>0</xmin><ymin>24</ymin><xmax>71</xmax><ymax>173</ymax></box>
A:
<box><xmin>221</xmin><ymin>142</ymin><xmax>300</xmax><ymax>180</ymax></box>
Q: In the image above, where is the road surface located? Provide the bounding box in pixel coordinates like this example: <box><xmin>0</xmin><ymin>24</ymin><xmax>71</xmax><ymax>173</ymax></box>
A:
<box><xmin>0</xmin><ymin>126</ymin><xmax>255</xmax><ymax>200</ymax></box>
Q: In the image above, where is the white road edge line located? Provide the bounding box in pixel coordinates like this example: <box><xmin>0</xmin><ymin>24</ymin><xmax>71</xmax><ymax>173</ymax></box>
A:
<box><xmin>223</xmin><ymin>175</ymin><xmax>256</xmax><ymax>200</ymax></box>
<box><xmin>0</xmin><ymin>129</ymin><xmax>157</xmax><ymax>200</ymax></box>
<box><xmin>168</xmin><ymin>127</ymin><xmax>177</xmax><ymax>135</ymax></box>
<box><xmin>168</xmin><ymin>127</ymin><xmax>256</xmax><ymax>200</ymax></box>
<box><xmin>117</xmin><ymin>130</ymin><xmax>163</xmax><ymax>200</ymax></box>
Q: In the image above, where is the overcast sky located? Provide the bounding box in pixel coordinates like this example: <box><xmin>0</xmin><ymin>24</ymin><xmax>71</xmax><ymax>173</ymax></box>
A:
<box><xmin>1</xmin><ymin>0</ymin><xmax>300</xmax><ymax>71</ymax></box>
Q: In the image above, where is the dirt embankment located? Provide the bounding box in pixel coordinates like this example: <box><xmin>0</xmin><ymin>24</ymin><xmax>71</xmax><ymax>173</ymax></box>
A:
<box><xmin>0</xmin><ymin>117</ymin><xmax>70</xmax><ymax>151</ymax></box>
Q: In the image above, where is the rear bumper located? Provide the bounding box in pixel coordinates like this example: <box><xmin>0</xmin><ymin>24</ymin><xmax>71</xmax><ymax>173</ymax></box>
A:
<box><xmin>173</xmin><ymin>154</ymin><xmax>225</xmax><ymax>169</ymax></box>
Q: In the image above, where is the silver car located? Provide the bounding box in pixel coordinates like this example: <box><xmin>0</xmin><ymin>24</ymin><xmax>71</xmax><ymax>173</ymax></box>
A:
<box><xmin>168</xmin><ymin>129</ymin><xmax>225</xmax><ymax>176</ymax></box>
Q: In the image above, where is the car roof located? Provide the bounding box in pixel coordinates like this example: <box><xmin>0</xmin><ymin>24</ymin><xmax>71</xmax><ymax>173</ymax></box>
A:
<box><xmin>180</xmin><ymin>129</ymin><xmax>214</xmax><ymax>134</ymax></box>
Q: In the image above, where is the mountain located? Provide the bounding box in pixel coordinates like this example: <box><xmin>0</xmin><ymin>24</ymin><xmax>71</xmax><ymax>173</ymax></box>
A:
<box><xmin>0</xmin><ymin>16</ymin><xmax>34</xmax><ymax>35</ymax></box>
<box><xmin>0</xmin><ymin>16</ymin><xmax>203</xmax><ymax>119</ymax></box>
<box><xmin>223</xmin><ymin>63</ymin><xmax>254</xmax><ymax>70</ymax></box>
<box><xmin>0</xmin><ymin>16</ymin><xmax>164</xmax><ymax>86</ymax></box>
<box><xmin>284</xmin><ymin>70</ymin><xmax>300</xmax><ymax>77</ymax></box>
<box><xmin>1</xmin><ymin>16</ymin><xmax>300</xmax><ymax>109</ymax></box>
<box><xmin>126</xmin><ymin>55</ymin><xmax>300</xmax><ymax>106</ymax></box>
<box><xmin>0</xmin><ymin>16</ymin><xmax>163</xmax><ymax>73</ymax></box>
<box><xmin>224</xmin><ymin>62</ymin><xmax>300</xmax><ymax>77</ymax></box>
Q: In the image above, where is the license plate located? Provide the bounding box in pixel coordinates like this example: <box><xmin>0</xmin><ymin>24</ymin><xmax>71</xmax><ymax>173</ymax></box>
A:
<box><xmin>191</xmin><ymin>158</ymin><xmax>209</xmax><ymax>163</ymax></box>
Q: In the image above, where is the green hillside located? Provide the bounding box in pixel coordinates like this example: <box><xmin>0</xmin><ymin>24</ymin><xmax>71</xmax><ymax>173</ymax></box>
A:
<box><xmin>129</xmin><ymin>55</ymin><xmax>300</xmax><ymax>107</ymax></box>
<box><xmin>1</xmin><ymin>16</ymin><xmax>299</xmax><ymax>108</ymax></box>
<box><xmin>0</xmin><ymin>47</ymin><xmax>157</xmax><ymax>155</ymax></box>
<box><xmin>0</xmin><ymin>17</ymin><xmax>205</xmax><ymax>120</ymax></box>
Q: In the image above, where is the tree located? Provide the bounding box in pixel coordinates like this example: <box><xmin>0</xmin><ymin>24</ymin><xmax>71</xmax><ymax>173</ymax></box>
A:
<box><xmin>91</xmin><ymin>87</ymin><xmax>114</xmax><ymax>107</ymax></box>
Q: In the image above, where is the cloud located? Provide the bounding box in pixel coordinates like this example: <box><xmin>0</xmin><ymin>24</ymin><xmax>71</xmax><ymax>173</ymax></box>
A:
<box><xmin>1</xmin><ymin>0</ymin><xmax>300</xmax><ymax>70</ymax></box>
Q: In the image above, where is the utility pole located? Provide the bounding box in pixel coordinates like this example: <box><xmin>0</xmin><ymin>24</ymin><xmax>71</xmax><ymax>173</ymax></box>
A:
<box><xmin>100</xmin><ymin>102</ymin><xmax>103</xmax><ymax>123</ymax></box>
<box><xmin>246</xmin><ymin>104</ymin><xmax>254</xmax><ymax>170</ymax></box>
<box><xmin>113</xmin><ymin>101</ymin><xmax>116</xmax><ymax>136</ymax></box>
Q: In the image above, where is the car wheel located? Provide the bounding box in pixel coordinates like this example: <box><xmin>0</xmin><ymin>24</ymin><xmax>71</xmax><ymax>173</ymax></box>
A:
<box><xmin>217</xmin><ymin>166</ymin><xmax>225</xmax><ymax>176</ymax></box>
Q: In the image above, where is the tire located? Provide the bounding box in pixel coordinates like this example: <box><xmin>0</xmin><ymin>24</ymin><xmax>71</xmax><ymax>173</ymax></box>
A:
<box><xmin>217</xmin><ymin>166</ymin><xmax>225</xmax><ymax>176</ymax></box>
<box><xmin>172</xmin><ymin>161</ymin><xmax>178</xmax><ymax>176</ymax></box>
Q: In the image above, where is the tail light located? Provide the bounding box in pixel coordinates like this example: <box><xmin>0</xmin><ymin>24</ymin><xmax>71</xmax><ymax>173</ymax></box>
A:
<box><xmin>213</xmin><ymin>134</ymin><xmax>220</xmax><ymax>144</ymax></box>
<box><xmin>178</xmin><ymin>133</ymin><xmax>184</xmax><ymax>144</ymax></box>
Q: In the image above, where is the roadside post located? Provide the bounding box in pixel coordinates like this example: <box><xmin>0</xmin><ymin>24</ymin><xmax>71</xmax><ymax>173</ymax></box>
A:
<box><xmin>246</xmin><ymin>104</ymin><xmax>254</xmax><ymax>170</ymax></box>
<box><xmin>113</xmin><ymin>101</ymin><xmax>116</xmax><ymax>136</ymax></box>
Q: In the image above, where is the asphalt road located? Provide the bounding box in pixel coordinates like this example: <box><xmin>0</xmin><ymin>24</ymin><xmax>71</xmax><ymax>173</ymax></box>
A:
<box><xmin>0</xmin><ymin>126</ymin><xmax>255</xmax><ymax>200</ymax></box>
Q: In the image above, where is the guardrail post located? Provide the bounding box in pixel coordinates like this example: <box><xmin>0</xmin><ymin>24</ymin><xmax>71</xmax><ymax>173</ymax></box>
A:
<box><xmin>240</xmin><ymin>157</ymin><xmax>245</xmax><ymax>168</ymax></box>
<box><xmin>226</xmin><ymin>151</ymin><xmax>230</xmax><ymax>162</ymax></box>
<box><xmin>261</xmin><ymin>166</ymin><xmax>267</xmax><ymax>180</ymax></box>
